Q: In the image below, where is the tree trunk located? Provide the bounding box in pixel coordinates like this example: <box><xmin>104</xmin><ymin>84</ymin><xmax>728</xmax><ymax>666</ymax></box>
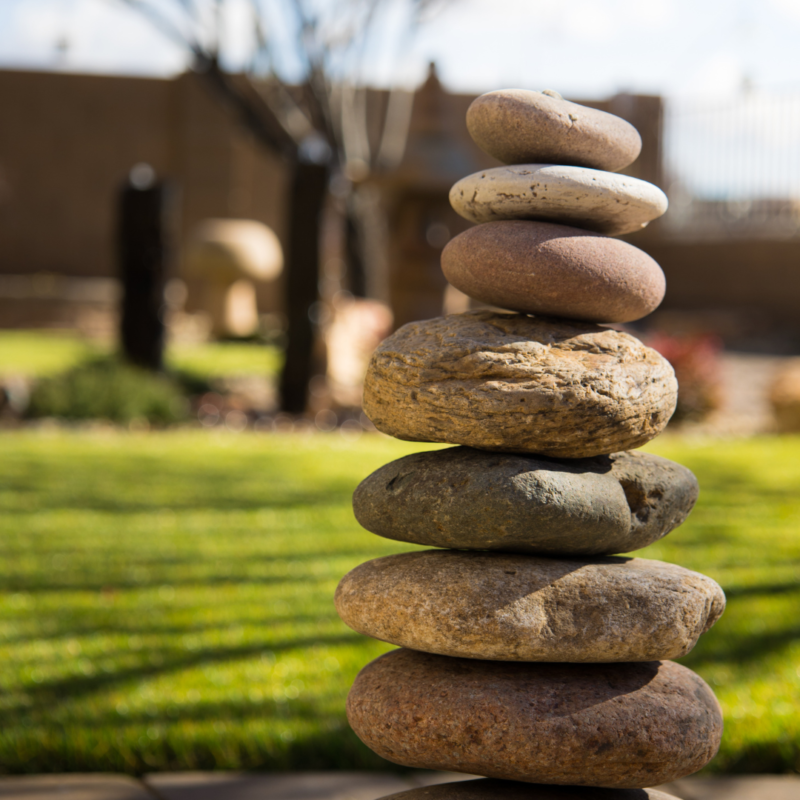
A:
<box><xmin>279</xmin><ymin>158</ymin><xmax>330</xmax><ymax>413</ymax></box>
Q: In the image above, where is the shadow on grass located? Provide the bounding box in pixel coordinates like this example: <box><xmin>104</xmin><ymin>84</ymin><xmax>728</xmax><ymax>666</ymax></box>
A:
<box><xmin>7</xmin><ymin>633</ymin><xmax>363</xmax><ymax>718</ymax></box>
<box><xmin>682</xmin><ymin>622</ymin><xmax>800</xmax><ymax>670</ymax></box>
<box><xmin>0</xmin><ymin>611</ymin><xmax>339</xmax><ymax>647</ymax></box>
<box><xmin>0</xmin><ymin>722</ymin><xmax>396</xmax><ymax>776</ymax></box>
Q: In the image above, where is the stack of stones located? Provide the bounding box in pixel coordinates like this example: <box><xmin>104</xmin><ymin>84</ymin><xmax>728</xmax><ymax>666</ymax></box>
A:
<box><xmin>335</xmin><ymin>89</ymin><xmax>725</xmax><ymax>800</ymax></box>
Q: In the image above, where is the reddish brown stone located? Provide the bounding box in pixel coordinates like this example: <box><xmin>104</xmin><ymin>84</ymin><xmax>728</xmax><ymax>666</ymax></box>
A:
<box><xmin>441</xmin><ymin>221</ymin><xmax>665</xmax><ymax>324</ymax></box>
<box><xmin>466</xmin><ymin>90</ymin><xmax>642</xmax><ymax>172</ymax></box>
<box><xmin>347</xmin><ymin>650</ymin><xmax>723</xmax><ymax>789</ymax></box>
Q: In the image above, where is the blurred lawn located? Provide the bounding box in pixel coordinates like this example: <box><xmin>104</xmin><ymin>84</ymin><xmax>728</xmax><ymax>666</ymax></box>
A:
<box><xmin>0</xmin><ymin>330</ymin><xmax>281</xmax><ymax>380</ymax></box>
<box><xmin>0</xmin><ymin>430</ymin><xmax>799</xmax><ymax>775</ymax></box>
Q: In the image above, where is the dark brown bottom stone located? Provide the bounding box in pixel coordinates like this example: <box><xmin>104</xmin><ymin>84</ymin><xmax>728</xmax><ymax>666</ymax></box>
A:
<box><xmin>347</xmin><ymin>649</ymin><xmax>723</xmax><ymax>789</ymax></box>
<box><xmin>379</xmin><ymin>781</ymin><xmax>679</xmax><ymax>800</ymax></box>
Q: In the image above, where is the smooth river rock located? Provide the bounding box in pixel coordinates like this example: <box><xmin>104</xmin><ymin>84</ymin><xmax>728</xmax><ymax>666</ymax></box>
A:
<box><xmin>467</xmin><ymin>89</ymin><xmax>642</xmax><ymax>171</ymax></box>
<box><xmin>449</xmin><ymin>165</ymin><xmax>668</xmax><ymax>236</ymax></box>
<box><xmin>362</xmin><ymin>311</ymin><xmax>677</xmax><ymax>459</ymax></box>
<box><xmin>336</xmin><ymin>551</ymin><xmax>725</xmax><ymax>662</ymax></box>
<box><xmin>440</xmin><ymin>221</ymin><xmax>665</xmax><ymax>324</ymax></box>
<box><xmin>378</xmin><ymin>780</ymin><xmax>680</xmax><ymax>800</ymax></box>
<box><xmin>347</xmin><ymin>650</ymin><xmax>723</xmax><ymax>788</ymax></box>
<box><xmin>353</xmin><ymin>448</ymin><xmax>698</xmax><ymax>556</ymax></box>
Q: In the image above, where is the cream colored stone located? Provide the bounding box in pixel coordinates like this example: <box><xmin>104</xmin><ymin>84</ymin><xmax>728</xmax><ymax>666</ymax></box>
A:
<box><xmin>449</xmin><ymin>165</ymin><xmax>667</xmax><ymax>235</ymax></box>
<box><xmin>336</xmin><ymin>551</ymin><xmax>725</xmax><ymax>663</ymax></box>
<box><xmin>362</xmin><ymin>311</ymin><xmax>677</xmax><ymax>459</ymax></box>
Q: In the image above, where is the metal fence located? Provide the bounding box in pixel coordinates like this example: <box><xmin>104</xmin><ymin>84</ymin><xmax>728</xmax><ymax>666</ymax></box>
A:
<box><xmin>663</xmin><ymin>89</ymin><xmax>800</xmax><ymax>240</ymax></box>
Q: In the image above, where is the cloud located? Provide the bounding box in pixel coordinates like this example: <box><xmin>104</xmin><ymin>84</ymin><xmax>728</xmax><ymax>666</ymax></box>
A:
<box><xmin>767</xmin><ymin>0</ymin><xmax>800</xmax><ymax>22</ymax></box>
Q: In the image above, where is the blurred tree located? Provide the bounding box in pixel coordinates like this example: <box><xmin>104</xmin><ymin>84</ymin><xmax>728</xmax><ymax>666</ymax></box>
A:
<box><xmin>115</xmin><ymin>0</ymin><xmax>444</xmax><ymax>413</ymax></box>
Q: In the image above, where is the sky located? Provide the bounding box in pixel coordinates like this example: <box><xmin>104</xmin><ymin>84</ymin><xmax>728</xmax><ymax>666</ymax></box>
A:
<box><xmin>2</xmin><ymin>0</ymin><xmax>800</xmax><ymax>99</ymax></box>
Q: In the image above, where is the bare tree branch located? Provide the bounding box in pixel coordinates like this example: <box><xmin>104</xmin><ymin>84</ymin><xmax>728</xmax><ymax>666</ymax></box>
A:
<box><xmin>113</xmin><ymin>0</ymin><xmax>202</xmax><ymax>55</ymax></box>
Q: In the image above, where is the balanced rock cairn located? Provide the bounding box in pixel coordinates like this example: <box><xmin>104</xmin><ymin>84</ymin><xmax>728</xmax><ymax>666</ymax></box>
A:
<box><xmin>335</xmin><ymin>89</ymin><xmax>725</xmax><ymax>800</ymax></box>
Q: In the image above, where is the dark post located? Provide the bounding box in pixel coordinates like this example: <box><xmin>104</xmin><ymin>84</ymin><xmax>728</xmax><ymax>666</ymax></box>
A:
<box><xmin>279</xmin><ymin>151</ymin><xmax>330</xmax><ymax>413</ymax></box>
<box><xmin>118</xmin><ymin>164</ymin><xmax>170</xmax><ymax>371</ymax></box>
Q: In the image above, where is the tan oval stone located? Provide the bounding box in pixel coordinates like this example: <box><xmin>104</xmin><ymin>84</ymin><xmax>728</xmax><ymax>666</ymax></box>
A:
<box><xmin>378</xmin><ymin>780</ymin><xmax>680</xmax><ymax>800</ymax></box>
<box><xmin>440</xmin><ymin>222</ymin><xmax>665</xmax><ymax>324</ymax></box>
<box><xmin>336</xmin><ymin>552</ymin><xmax>725</xmax><ymax>662</ymax></box>
<box><xmin>353</xmin><ymin>448</ymin><xmax>699</xmax><ymax>557</ymax></box>
<box><xmin>467</xmin><ymin>90</ymin><xmax>642</xmax><ymax>171</ymax></box>
<box><xmin>362</xmin><ymin>311</ymin><xmax>677</xmax><ymax>459</ymax></box>
<box><xmin>347</xmin><ymin>650</ymin><xmax>723</xmax><ymax>788</ymax></box>
<box><xmin>449</xmin><ymin>165</ymin><xmax>667</xmax><ymax>235</ymax></box>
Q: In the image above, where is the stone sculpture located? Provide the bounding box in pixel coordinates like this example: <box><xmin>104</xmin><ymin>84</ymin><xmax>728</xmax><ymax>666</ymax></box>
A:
<box><xmin>336</xmin><ymin>88</ymin><xmax>725</xmax><ymax>799</ymax></box>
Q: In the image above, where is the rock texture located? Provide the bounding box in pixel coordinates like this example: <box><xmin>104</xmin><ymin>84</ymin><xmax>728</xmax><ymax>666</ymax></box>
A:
<box><xmin>353</xmin><ymin>448</ymin><xmax>698</xmax><ymax>556</ymax></box>
<box><xmin>336</xmin><ymin>551</ymin><xmax>725</xmax><ymax>662</ymax></box>
<box><xmin>378</xmin><ymin>780</ymin><xmax>680</xmax><ymax>800</ymax></box>
<box><xmin>441</xmin><ymin>221</ymin><xmax>665</xmax><ymax>323</ymax></box>
<box><xmin>450</xmin><ymin>165</ymin><xmax>667</xmax><ymax>235</ymax></box>
<box><xmin>362</xmin><ymin>311</ymin><xmax>677</xmax><ymax>459</ymax></box>
<box><xmin>466</xmin><ymin>90</ymin><xmax>642</xmax><ymax>172</ymax></box>
<box><xmin>347</xmin><ymin>650</ymin><xmax>723</xmax><ymax>788</ymax></box>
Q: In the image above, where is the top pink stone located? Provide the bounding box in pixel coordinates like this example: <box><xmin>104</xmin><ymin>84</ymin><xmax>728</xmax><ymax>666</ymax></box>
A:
<box><xmin>467</xmin><ymin>89</ymin><xmax>642</xmax><ymax>172</ymax></box>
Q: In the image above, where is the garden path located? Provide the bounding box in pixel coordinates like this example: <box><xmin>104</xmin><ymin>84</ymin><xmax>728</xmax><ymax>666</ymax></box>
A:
<box><xmin>0</xmin><ymin>772</ymin><xmax>798</xmax><ymax>799</ymax></box>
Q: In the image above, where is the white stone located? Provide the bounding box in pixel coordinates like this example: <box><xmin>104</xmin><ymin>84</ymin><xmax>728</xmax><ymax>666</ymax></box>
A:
<box><xmin>449</xmin><ymin>165</ymin><xmax>668</xmax><ymax>236</ymax></box>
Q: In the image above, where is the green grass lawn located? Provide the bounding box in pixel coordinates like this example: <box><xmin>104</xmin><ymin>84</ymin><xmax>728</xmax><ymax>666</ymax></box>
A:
<box><xmin>0</xmin><ymin>430</ymin><xmax>799</xmax><ymax>776</ymax></box>
<box><xmin>0</xmin><ymin>331</ymin><xmax>281</xmax><ymax>380</ymax></box>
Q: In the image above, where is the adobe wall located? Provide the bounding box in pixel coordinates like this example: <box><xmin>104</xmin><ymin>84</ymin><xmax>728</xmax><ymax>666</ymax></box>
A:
<box><xmin>1</xmin><ymin>69</ymin><xmax>798</xmax><ymax>343</ymax></box>
<box><xmin>0</xmin><ymin>70</ymin><xmax>287</xmax><ymax>286</ymax></box>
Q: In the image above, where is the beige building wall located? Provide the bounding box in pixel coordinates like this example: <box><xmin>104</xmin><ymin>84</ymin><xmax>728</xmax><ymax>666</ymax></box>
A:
<box><xmin>0</xmin><ymin>69</ymin><xmax>287</xmax><ymax>290</ymax></box>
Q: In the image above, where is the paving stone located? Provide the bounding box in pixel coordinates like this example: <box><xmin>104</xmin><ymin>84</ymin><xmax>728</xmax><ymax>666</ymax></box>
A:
<box><xmin>144</xmin><ymin>771</ymin><xmax>415</xmax><ymax>800</ymax></box>
<box><xmin>658</xmin><ymin>775</ymin><xmax>800</xmax><ymax>800</ymax></box>
<box><xmin>0</xmin><ymin>774</ymin><xmax>155</xmax><ymax>799</ymax></box>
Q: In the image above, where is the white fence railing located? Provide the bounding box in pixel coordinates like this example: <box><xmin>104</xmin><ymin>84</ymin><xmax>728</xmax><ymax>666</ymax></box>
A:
<box><xmin>663</xmin><ymin>89</ymin><xmax>800</xmax><ymax>240</ymax></box>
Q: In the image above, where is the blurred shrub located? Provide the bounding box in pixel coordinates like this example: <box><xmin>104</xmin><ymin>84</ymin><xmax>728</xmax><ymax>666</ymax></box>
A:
<box><xmin>27</xmin><ymin>357</ymin><xmax>190</xmax><ymax>425</ymax></box>
<box><xmin>769</xmin><ymin>359</ymin><xmax>800</xmax><ymax>432</ymax></box>
<box><xmin>647</xmin><ymin>333</ymin><xmax>723</xmax><ymax>422</ymax></box>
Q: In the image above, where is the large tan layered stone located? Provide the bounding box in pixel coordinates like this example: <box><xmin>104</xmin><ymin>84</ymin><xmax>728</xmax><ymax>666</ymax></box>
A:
<box><xmin>441</xmin><ymin>221</ymin><xmax>665</xmax><ymax>324</ymax></box>
<box><xmin>362</xmin><ymin>311</ymin><xmax>677</xmax><ymax>458</ymax></box>
<box><xmin>466</xmin><ymin>90</ymin><xmax>642</xmax><ymax>171</ymax></box>
<box><xmin>336</xmin><ymin>551</ymin><xmax>725</xmax><ymax>662</ymax></box>
<box><xmin>449</xmin><ymin>165</ymin><xmax>667</xmax><ymax>235</ymax></box>
<box><xmin>379</xmin><ymin>780</ymin><xmax>680</xmax><ymax>800</ymax></box>
<box><xmin>348</xmin><ymin>650</ymin><xmax>723</xmax><ymax>788</ymax></box>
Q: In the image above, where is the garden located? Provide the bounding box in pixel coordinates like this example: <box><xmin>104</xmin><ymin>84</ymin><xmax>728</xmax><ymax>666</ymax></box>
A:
<box><xmin>1</xmin><ymin>424</ymin><xmax>799</xmax><ymax>775</ymax></box>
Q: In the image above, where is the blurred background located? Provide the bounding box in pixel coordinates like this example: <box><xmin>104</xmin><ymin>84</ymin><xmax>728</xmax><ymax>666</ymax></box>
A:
<box><xmin>1</xmin><ymin>0</ymin><xmax>799</xmax><ymax>782</ymax></box>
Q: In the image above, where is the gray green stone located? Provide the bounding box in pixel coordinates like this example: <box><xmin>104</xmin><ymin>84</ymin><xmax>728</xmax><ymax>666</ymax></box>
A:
<box><xmin>353</xmin><ymin>447</ymin><xmax>698</xmax><ymax>556</ymax></box>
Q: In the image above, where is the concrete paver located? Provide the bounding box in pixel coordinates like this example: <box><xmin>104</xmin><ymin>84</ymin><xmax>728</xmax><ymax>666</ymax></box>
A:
<box><xmin>143</xmin><ymin>771</ymin><xmax>415</xmax><ymax>800</ymax></box>
<box><xmin>0</xmin><ymin>774</ymin><xmax>156</xmax><ymax>799</ymax></box>
<box><xmin>660</xmin><ymin>775</ymin><xmax>800</xmax><ymax>800</ymax></box>
<box><xmin>1</xmin><ymin>773</ymin><xmax>798</xmax><ymax>799</ymax></box>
